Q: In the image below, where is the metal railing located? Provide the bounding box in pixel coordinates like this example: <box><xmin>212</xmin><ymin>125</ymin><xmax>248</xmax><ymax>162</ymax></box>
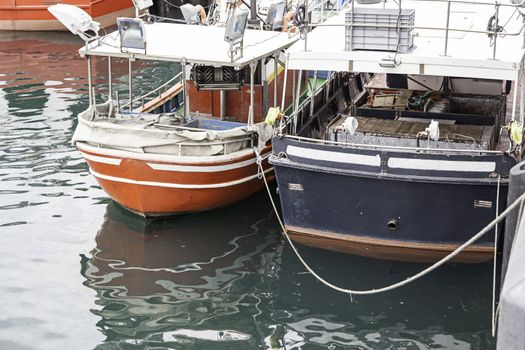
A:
<box><xmin>121</xmin><ymin>71</ymin><xmax>183</xmax><ymax>111</ymax></box>
<box><xmin>295</xmin><ymin>0</ymin><xmax>525</xmax><ymax>60</ymax></box>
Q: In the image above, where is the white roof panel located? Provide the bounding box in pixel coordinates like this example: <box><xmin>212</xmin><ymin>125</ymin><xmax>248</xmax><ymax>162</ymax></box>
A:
<box><xmin>81</xmin><ymin>22</ymin><xmax>297</xmax><ymax>67</ymax></box>
<box><xmin>287</xmin><ymin>2</ymin><xmax>525</xmax><ymax>81</ymax></box>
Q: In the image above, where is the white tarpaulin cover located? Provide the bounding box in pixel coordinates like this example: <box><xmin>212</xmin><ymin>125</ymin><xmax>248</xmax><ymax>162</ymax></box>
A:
<box><xmin>73</xmin><ymin>103</ymin><xmax>272</xmax><ymax>156</ymax></box>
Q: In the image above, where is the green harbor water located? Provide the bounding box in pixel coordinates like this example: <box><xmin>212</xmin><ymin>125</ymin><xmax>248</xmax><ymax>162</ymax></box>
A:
<box><xmin>0</xmin><ymin>31</ymin><xmax>496</xmax><ymax>349</ymax></box>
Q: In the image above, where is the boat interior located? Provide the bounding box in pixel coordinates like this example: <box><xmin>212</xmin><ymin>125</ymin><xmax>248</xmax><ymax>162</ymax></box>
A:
<box><xmin>292</xmin><ymin>72</ymin><xmax>510</xmax><ymax>153</ymax></box>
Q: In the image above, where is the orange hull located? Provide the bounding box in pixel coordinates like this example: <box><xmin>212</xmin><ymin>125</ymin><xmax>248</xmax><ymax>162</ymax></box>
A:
<box><xmin>0</xmin><ymin>0</ymin><xmax>134</xmax><ymax>31</ymax></box>
<box><xmin>77</xmin><ymin>142</ymin><xmax>274</xmax><ymax>216</ymax></box>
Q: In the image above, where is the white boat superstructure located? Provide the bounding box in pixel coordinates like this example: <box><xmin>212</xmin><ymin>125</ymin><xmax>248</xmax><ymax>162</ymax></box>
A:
<box><xmin>287</xmin><ymin>0</ymin><xmax>525</xmax><ymax>81</ymax></box>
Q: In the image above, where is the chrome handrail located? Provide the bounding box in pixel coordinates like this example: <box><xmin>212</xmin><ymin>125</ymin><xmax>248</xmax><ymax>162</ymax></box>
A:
<box><xmin>122</xmin><ymin>71</ymin><xmax>183</xmax><ymax>110</ymax></box>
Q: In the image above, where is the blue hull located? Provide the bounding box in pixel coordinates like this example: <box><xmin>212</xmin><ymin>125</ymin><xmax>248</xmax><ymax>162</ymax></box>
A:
<box><xmin>270</xmin><ymin>137</ymin><xmax>515</xmax><ymax>262</ymax></box>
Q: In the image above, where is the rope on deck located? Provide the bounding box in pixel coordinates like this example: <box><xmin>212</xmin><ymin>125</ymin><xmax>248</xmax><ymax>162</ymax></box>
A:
<box><xmin>254</xmin><ymin>148</ymin><xmax>525</xmax><ymax>296</ymax></box>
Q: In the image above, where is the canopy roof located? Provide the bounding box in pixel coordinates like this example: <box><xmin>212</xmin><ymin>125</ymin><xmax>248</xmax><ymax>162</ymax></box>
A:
<box><xmin>81</xmin><ymin>22</ymin><xmax>297</xmax><ymax>67</ymax></box>
<box><xmin>287</xmin><ymin>1</ymin><xmax>525</xmax><ymax>81</ymax></box>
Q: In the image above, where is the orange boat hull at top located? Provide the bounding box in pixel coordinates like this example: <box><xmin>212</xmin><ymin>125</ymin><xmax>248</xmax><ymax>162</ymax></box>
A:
<box><xmin>0</xmin><ymin>0</ymin><xmax>135</xmax><ymax>31</ymax></box>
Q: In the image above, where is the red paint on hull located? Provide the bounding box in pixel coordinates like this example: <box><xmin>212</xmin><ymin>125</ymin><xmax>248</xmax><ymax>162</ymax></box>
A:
<box><xmin>78</xmin><ymin>144</ymin><xmax>274</xmax><ymax>216</ymax></box>
<box><xmin>0</xmin><ymin>0</ymin><xmax>134</xmax><ymax>31</ymax></box>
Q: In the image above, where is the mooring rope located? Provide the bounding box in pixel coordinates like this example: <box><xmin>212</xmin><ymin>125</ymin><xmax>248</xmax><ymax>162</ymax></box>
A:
<box><xmin>254</xmin><ymin>148</ymin><xmax>525</xmax><ymax>296</ymax></box>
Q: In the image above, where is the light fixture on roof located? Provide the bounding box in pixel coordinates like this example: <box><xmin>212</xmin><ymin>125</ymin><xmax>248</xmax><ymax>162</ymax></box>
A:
<box><xmin>132</xmin><ymin>0</ymin><xmax>154</xmax><ymax>17</ymax></box>
<box><xmin>266</xmin><ymin>0</ymin><xmax>286</xmax><ymax>30</ymax></box>
<box><xmin>224</xmin><ymin>8</ymin><xmax>249</xmax><ymax>61</ymax></box>
<box><xmin>117</xmin><ymin>17</ymin><xmax>147</xmax><ymax>53</ymax></box>
<box><xmin>47</xmin><ymin>4</ymin><xmax>100</xmax><ymax>42</ymax></box>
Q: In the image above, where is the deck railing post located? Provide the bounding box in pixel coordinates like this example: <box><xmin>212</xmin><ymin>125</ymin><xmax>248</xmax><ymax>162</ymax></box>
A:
<box><xmin>443</xmin><ymin>1</ymin><xmax>451</xmax><ymax>56</ymax></box>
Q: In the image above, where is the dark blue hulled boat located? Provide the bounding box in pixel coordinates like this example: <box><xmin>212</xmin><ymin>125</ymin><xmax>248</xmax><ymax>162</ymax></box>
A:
<box><xmin>266</xmin><ymin>0</ymin><xmax>525</xmax><ymax>263</ymax></box>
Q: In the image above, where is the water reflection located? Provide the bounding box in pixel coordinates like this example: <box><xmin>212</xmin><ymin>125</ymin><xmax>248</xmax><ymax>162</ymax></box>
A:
<box><xmin>273</xmin><ymin>242</ymin><xmax>495</xmax><ymax>349</ymax></box>
<box><xmin>83</xmin><ymin>195</ymin><xmax>495</xmax><ymax>349</ymax></box>
<box><xmin>82</xmin><ymin>194</ymin><xmax>282</xmax><ymax>348</ymax></box>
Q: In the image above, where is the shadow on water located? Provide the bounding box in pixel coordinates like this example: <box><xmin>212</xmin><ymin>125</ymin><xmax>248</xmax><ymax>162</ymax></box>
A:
<box><xmin>81</xmin><ymin>191</ymin><xmax>496</xmax><ymax>349</ymax></box>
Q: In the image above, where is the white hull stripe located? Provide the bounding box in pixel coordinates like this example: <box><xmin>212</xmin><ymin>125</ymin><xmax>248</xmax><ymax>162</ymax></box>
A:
<box><xmin>89</xmin><ymin>168</ymin><xmax>274</xmax><ymax>189</ymax></box>
<box><xmin>146</xmin><ymin>152</ymin><xmax>271</xmax><ymax>173</ymax></box>
<box><xmin>388</xmin><ymin>158</ymin><xmax>496</xmax><ymax>172</ymax></box>
<box><xmin>287</xmin><ymin>145</ymin><xmax>381</xmax><ymax>167</ymax></box>
<box><xmin>81</xmin><ymin>152</ymin><xmax>122</xmax><ymax>166</ymax></box>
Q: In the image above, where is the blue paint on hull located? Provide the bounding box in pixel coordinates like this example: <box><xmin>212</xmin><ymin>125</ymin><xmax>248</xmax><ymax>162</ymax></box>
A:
<box><xmin>270</xmin><ymin>137</ymin><xmax>515</xmax><ymax>257</ymax></box>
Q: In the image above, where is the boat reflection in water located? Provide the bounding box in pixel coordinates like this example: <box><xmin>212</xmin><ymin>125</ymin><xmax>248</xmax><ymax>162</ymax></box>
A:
<box><xmin>82</xmin><ymin>194</ymin><xmax>495</xmax><ymax>349</ymax></box>
<box><xmin>81</xmin><ymin>192</ymin><xmax>283</xmax><ymax>348</ymax></box>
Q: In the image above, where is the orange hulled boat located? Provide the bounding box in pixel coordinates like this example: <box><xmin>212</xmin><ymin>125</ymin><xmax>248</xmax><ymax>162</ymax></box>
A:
<box><xmin>0</xmin><ymin>0</ymin><xmax>134</xmax><ymax>31</ymax></box>
<box><xmin>56</xmin><ymin>3</ymin><xmax>297</xmax><ymax>216</ymax></box>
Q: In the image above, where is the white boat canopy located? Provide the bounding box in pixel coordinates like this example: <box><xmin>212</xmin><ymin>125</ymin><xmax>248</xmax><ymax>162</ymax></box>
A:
<box><xmin>286</xmin><ymin>0</ymin><xmax>525</xmax><ymax>81</ymax></box>
<box><xmin>81</xmin><ymin>22</ymin><xmax>298</xmax><ymax>67</ymax></box>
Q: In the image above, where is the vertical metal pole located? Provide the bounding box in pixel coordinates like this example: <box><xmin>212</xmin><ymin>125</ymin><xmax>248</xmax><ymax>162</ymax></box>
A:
<box><xmin>249</xmin><ymin>61</ymin><xmax>255</xmax><ymax>125</ymax></box>
<box><xmin>281</xmin><ymin>56</ymin><xmax>289</xmax><ymax>110</ymax></box>
<box><xmin>87</xmin><ymin>56</ymin><xmax>93</xmax><ymax>107</ymax></box>
<box><xmin>523</xmin><ymin>22</ymin><xmax>525</xmax><ymax>49</ymax></box>
<box><xmin>293</xmin><ymin>70</ymin><xmax>303</xmax><ymax>134</ymax></box>
<box><xmin>182</xmin><ymin>60</ymin><xmax>188</xmax><ymax>119</ymax></box>
<box><xmin>325</xmin><ymin>71</ymin><xmax>331</xmax><ymax>101</ymax></box>
<box><xmin>512</xmin><ymin>79</ymin><xmax>518</xmax><ymax>122</ymax></box>
<box><xmin>292</xmin><ymin>70</ymin><xmax>296</xmax><ymax>111</ymax></box>
<box><xmin>108</xmin><ymin>56</ymin><xmax>112</xmax><ymax>100</ymax></box>
<box><xmin>443</xmin><ymin>1</ymin><xmax>451</xmax><ymax>56</ymax></box>
<box><xmin>220</xmin><ymin>90</ymin><xmax>227</xmax><ymax>119</ymax></box>
<box><xmin>518</xmin><ymin>75</ymin><xmax>525</xmax><ymax>125</ymax></box>
<box><xmin>274</xmin><ymin>54</ymin><xmax>278</xmax><ymax>107</ymax></box>
<box><xmin>310</xmin><ymin>70</ymin><xmax>318</xmax><ymax>117</ymax></box>
<box><xmin>349</xmin><ymin>0</ymin><xmax>354</xmax><ymax>51</ymax></box>
<box><xmin>128</xmin><ymin>57</ymin><xmax>133</xmax><ymax>112</ymax></box>
<box><xmin>304</xmin><ymin>0</ymin><xmax>309</xmax><ymax>51</ymax></box>
<box><xmin>493</xmin><ymin>3</ymin><xmax>500</xmax><ymax>60</ymax></box>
